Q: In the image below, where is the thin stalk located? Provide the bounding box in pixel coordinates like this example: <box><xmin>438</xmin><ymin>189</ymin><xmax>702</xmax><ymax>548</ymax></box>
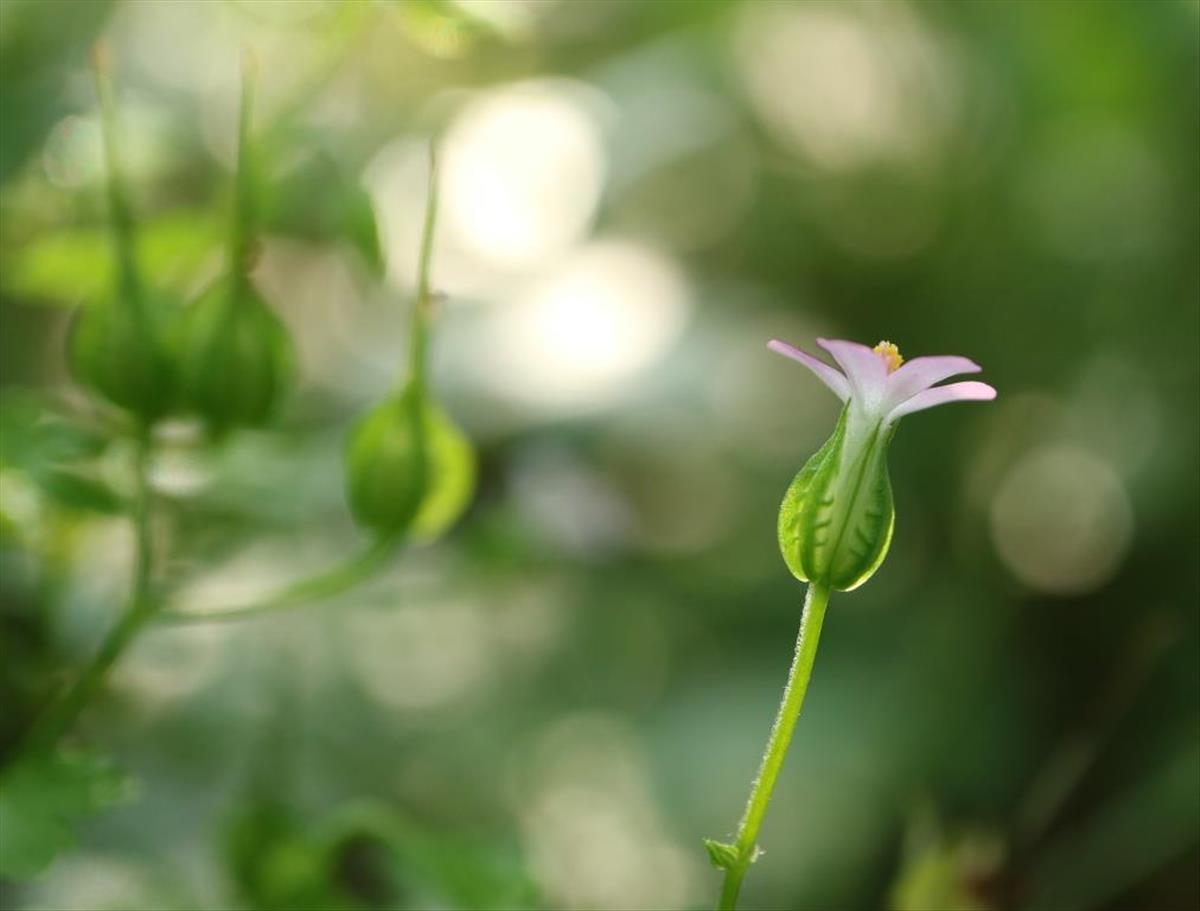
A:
<box><xmin>92</xmin><ymin>43</ymin><xmax>140</xmax><ymax>306</ymax></box>
<box><xmin>718</xmin><ymin>581</ymin><xmax>832</xmax><ymax>910</ymax></box>
<box><xmin>22</xmin><ymin>431</ymin><xmax>157</xmax><ymax>754</ymax></box>
<box><xmin>230</xmin><ymin>50</ymin><xmax>258</xmax><ymax>295</ymax></box>
<box><xmin>405</xmin><ymin>143</ymin><xmax>440</xmax><ymax>395</ymax></box>
<box><xmin>156</xmin><ymin>534</ymin><xmax>401</xmax><ymax>626</ymax></box>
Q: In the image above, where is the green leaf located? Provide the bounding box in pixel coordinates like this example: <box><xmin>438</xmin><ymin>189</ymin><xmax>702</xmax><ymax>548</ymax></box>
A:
<box><xmin>0</xmin><ymin>0</ymin><xmax>113</xmax><ymax>183</ymax></box>
<box><xmin>0</xmin><ymin>392</ymin><xmax>122</xmax><ymax>514</ymax></box>
<box><xmin>224</xmin><ymin>799</ymin><xmax>535</xmax><ymax>911</ymax></box>
<box><xmin>0</xmin><ymin>750</ymin><xmax>134</xmax><ymax>879</ymax></box>
<box><xmin>1</xmin><ymin>210</ymin><xmax>221</xmax><ymax>307</ymax></box>
<box><xmin>704</xmin><ymin>838</ymin><xmax>740</xmax><ymax>870</ymax></box>
<box><xmin>0</xmin><ymin>391</ymin><xmax>108</xmax><ymax>467</ymax></box>
<box><xmin>31</xmin><ymin>466</ymin><xmax>123</xmax><ymax>514</ymax></box>
<box><xmin>778</xmin><ymin>406</ymin><xmax>896</xmax><ymax>592</ymax></box>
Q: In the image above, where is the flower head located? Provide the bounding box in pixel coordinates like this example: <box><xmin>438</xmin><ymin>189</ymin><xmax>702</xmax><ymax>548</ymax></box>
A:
<box><xmin>769</xmin><ymin>337</ymin><xmax>996</xmax><ymax>591</ymax></box>
<box><xmin>767</xmin><ymin>337</ymin><xmax>996</xmax><ymax>423</ymax></box>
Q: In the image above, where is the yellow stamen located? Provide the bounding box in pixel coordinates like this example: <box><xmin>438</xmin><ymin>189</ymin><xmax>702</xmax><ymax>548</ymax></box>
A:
<box><xmin>873</xmin><ymin>340</ymin><xmax>903</xmax><ymax>373</ymax></box>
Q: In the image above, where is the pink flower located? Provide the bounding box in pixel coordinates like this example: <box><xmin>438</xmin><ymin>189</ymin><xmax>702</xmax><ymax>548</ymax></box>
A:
<box><xmin>769</xmin><ymin>337</ymin><xmax>996</xmax><ymax>591</ymax></box>
<box><xmin>767</xmin><ymin>338</ymin><xmax>996</xmax><ymax>424</ymax></box>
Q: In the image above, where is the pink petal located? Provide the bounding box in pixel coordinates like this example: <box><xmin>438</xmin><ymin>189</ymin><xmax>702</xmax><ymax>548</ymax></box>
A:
<box><xmin>767</xmin><ymin>339</ymin><xmax>850</xmax><ymax>401</ymax></box>
<box><xmin>886</xmin><ymin>380</ymin><xmax>997</xmax><ymax>421</ymax></box>
<box><xmin>816</xmin><ymin>338</ymin><xmax>888</xmax><ymax>400</ymax></box>
<box><xmin>885</xmin><ymin>355</ymin><xmax>981</xmax><ymax>410</ymax></box>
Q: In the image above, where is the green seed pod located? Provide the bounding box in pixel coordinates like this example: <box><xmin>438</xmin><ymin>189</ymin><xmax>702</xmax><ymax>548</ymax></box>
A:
<box><xmin>69</xmin><ymin>45</ymin><xmax>175</xmax><ymax>423</ymax></box>
<box><xmin>172</xmin><ymin>280</ymin><xmax>294</xmax><ymax>433</ymax></box>
<box><xmin>168</xmin><ymin>52</ymin><xmax>293</xmax><ymax>434</ymax></box>
<box><xmin>68</xmin><ymin>290</ymin><xmax>176</xmax><ymax>422</ymax></box>
<box><xmin>345</xmin><ymin>385</ymin><xmax>476</xmax><ymax>539</ymax></box>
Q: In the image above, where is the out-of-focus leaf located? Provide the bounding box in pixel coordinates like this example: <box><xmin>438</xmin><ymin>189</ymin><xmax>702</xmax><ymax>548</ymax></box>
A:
<box><xmin>0</xmin><ymin>749</ymin><xmax>134</xmax><ymax>878</ymax></box>
<box><xmin>1</xmin><ymin>210</ymin><xmax>221</xmax><ymax>307</ymax></box>
<box><xmin>323</xmin><ymin>803</ymin><xmax>536</xmax><ymax>911</ymax></box>
<box><xmin>224</xmin><ymin>799</ymin><xmax>535</xmax><ymax>911</ymax></box>
<box><xmin>32</xmin><ymin>466</ymin><xmax>123</xmax><ymax>514</ymax></box>
<box><xmin>263</xmin><ymin>150</ymin><xmax>383</xmax><ymax>274</ymax></box>
<box><xmin>0</xmin><ymin>0</ymin><xmax>113</xmax><ymax>183</ymax></box>
<box><xmin>0</xmin><ymin>391</ymin><xmax>122</xmax><ymax>514</ymax></box>
<box><xmin>888</xmin><ymin>807</ymin><xmax>1004</xmax><ymax>911</ymax></box>
<box><xmin>225</xmin><ymin>801</ymin><xmax>339</xmax><ymax>911</ymax></box>
<box><xmin>0</xmin><ymin>391</ymin><xmax>108</xmax><ymax>466</ymax></box>
<box><xmin>889</xmin><ymin>834</ymin><xmax>1001</xmax><ymax>911</ymax></box>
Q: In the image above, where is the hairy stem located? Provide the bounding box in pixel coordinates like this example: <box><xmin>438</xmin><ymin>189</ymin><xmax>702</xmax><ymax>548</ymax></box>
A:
<box><xmin>718</xmin><ymin>581</ymin><xmax>831</xmax><ymax>910</ymax></box>
<box><xmin>23</xmin><ymin>430</ymin><xmax>157</xmax><ymax>754</ymax></box>
<box><xmin>156</xmin><ymin>534</ymin><xmax>401</xmax><ymax>626</ymax></box>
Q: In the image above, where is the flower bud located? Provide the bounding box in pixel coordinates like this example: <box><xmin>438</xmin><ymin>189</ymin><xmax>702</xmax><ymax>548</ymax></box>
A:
<box><xmin>69</xmin><ymin>51</ymin><xmax>176</xmax><ymax>423</ymax></box>
<box><xmin>68</xmin><ymin>291</ymin><xmax>176</xmax><ymax>422</ymax></box>
<box><xmin>345</xmin><ymin>385</ymin><xmax>475</xmax><ymax>539</ymax></box>
<box><xmin>172</xmin><ymin>281</ymin><xmax>294</xmax><ymax>433</ymax></box>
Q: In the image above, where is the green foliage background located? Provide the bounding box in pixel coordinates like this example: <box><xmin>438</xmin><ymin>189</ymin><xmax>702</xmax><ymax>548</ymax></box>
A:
<box><xmin>1</xmin><ymin>1</ymin><xmax>1197</xmax><ymax>909</ymax></box>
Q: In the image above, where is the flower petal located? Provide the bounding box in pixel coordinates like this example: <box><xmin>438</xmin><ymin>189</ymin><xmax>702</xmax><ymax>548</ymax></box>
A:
<box><xmin>768</xmin><ymin>339</ymin><xmax>850</xmax><ymax>401</ymax></box>
<box><xmin>816</xmin><ymin>338</ymin><xmax>888</xmax><ymax>402</ymax></box>
<box><xmin>885</xmin><ymin>355</ymin><xmax>981</xmax><ymax>410</ymax></box>
<box><xmin>886</xmin><ymin>380</ymin><xmax>997</xmax><ymax>422</ymax></box>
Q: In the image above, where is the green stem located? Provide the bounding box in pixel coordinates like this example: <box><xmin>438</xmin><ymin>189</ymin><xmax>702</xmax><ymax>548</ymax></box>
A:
<box><xmin>230</xmin><ymin>50</ymin><xmax>258</xmax><ymax>294</ymax></box>
<box><xmin>718</xmin><ymin>581</ymin><xmax>831</xmax><ymax>910</ymax></box>
<box><xmin>155</xmin><ymin>534</ymin><xmax>401</xmax><ymax>626</ymax></box>
<box><xmin>92</xmin><ymin>44</ymin><xmax>140</xmax><ymax>306</ymax></box>
<box><xmin>405</xmin><ymin>142</ymin><xmax>440</xmax><ymax>394</ymax></box>
<box><xmin>23</xmin><ymin>430</ymin><xmax>157</xmax><ymax>755</ymax></box>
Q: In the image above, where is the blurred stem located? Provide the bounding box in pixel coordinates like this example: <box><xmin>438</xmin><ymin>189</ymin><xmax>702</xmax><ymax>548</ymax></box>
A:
<box><xmin>718</xmin><ymin>581</ymin><xmax>831</xmax><ymax>911</ymax></box>
<box><xmin>405</xmin><ymin>142</ymin><xmax>440</xmax><ymax>395</ymax></box>
<box><xmin>1014</xmin><ymin>614</ymin><xmax>1178</xmax><ymax>849</ymax></box>
<box><xmin>1024</xmin><ymin>734</ymin><xmax>1200</xmax><ymax>911</ymax></box>
<box><xmin>23</xmin><ymin>428</ymin><xmax>157</xmax><ymax>754</ymax></box>
<box><xmin>92</xmin><ymin>43</ymin><xmax>141</xmax><ymax>305</ymax></box>
<box><xmin>230</xmin><ymin>50</ymin><xmax>258</xmax><ymax>295</ymax></box>
<box><xmin>156</xmin><ymin>534</ymin><xmax>402</xmax><ymax>626</ymax></box>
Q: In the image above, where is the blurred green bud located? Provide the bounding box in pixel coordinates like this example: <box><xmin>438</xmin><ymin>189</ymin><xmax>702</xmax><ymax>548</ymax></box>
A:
<box><xmin>67</xmin><ymin>291</ymin><xmax>176</xmax><ymax>422</ymax></box>
<box><xmin>345</xmin><ymin>385</ymin><xmax>476</xmax><ymax>539</ymax></box>
<box><xmin>70</xmin><ymin>46</ymin><xmax>178</xmax><ymax>424</ymax></box>
<box><xmin>173</xmin><ymin>280</ymin><xmax>294</xmax><ymax>433</ymax></box>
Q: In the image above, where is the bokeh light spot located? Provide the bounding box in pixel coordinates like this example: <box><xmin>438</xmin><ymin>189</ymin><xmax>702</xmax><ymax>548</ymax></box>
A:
<box><xmin>483</xmin><ymin>240</ymin><xmax>689</xmax><ymax>413</ymax></box>
<box><xmin>443</xmin><ymin>80</ymin><xmax>607</xmax><ymax>269</ymax></box>
<box><xmin>990</xmin><ymin>446</ymin><xmax>1133</xmax><ymax>595</ymax></box>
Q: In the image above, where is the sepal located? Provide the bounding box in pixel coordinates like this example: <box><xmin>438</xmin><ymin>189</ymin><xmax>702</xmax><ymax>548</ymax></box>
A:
<box><xmin>778</xmin><ymin>405</ymin><xmax>896</xmax><ymax>591</ymax></box>
<box><xmin>703</xmin><ymin>839</ymin><xmax>739</xmax><ymax>870</ymax></box>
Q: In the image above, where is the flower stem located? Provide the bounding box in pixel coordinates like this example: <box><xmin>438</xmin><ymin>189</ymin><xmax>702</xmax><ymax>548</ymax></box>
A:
<box><xmin>718</xmin><ymin>580</ymin><xmax>831</xmax><ymax>910</ymax></box>
<box><xmin>405</xmin><ymin>142</ymin><xmax>440</xmax><ymax>394</ymax></box>
<box><xmin>91</xmin><ymin>43</ymin><xmax>140</xmax><ymax>307</ymax></box>
<box><xmin>155</xmin><ymin>534</ymin><xmax>402</xmax><ymax>626</ymax></box>
<box><xmin>231</xmin><ymin>49</ymin><xmax>258</xmax><ymax>291</ymax></box>
<box><xmin>22</xmin><ymin>429</ymin><xmax>158</xmax><ymax>755</ymax></box>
